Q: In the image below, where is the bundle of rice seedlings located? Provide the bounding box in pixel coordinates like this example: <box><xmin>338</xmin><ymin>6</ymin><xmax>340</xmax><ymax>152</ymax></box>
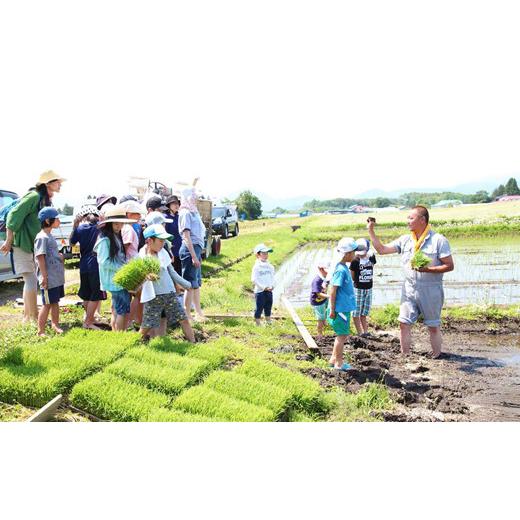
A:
<box><xmin>236</xmin><ymin>359</ymin><xmax>325</xmax><ymax>413</ymax></box>
<box><xmin>144</xmin><ymin>407</ymin><xmax>218</xmax><ymax>422</ymax></box>
<box><xmin>106</xmin><ymin>357</ymin><xmax>204</xmax><ymax>395</ymax></box>
<box><xmin>0</xmin><ymin>330</ymin><xmax>139</xmax><ymax>407</ymax></box>
<box><xmin>70</xmin><ymin>372</ymin><xmax>170</xmax><ymax>421</ymax></box>
<box><xmin>113</xmin><ymin>256</ymin><xmax>161</xmax><ymax>292</ymax></box>
<box><xmin>203</xmin><ymin>371</ymin><xmax>292</xmax><ymax>416</ymax></box>
<box><xmin>173</xmin><ymin>386</ymin><xmax>275</xmax><ymax>422</ymax></box>
<box><xmin>410</xmin><ymin>250</ymin><xmax>431</xmax><ymax>270</ymax></box>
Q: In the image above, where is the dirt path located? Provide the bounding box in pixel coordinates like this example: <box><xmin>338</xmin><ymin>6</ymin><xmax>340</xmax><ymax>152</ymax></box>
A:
<box><xmin>302</xmin><ymin>319</ymin><xmax>520</xmax><ymax>421</ymax></box>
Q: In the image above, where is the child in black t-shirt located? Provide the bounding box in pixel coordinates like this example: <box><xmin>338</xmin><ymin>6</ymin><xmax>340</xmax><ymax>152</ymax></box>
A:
<box><xmin>349</xmin><ymin>238</ymin><xmax>376</xmax><ymax>336</ymax></box>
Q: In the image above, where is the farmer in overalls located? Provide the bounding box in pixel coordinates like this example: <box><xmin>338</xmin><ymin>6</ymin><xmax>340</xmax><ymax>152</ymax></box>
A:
<box><xmin>367</xmin><ymin>206</ymin><xmax>454</xmax><ymax>358</ymax></box>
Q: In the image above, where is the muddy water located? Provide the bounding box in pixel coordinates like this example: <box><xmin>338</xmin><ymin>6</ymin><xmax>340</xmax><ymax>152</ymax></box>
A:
<box><xmin>274</xmin><ymin>242</ymin><xmax>520</xmax><ymax>307</ymax></box>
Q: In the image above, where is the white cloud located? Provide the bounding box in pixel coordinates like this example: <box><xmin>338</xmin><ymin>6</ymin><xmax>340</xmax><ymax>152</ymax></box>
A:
<box><xmin>1</xmin><ymin>1</ymin><xmax>519</xmax><ymax>204</ymax></box>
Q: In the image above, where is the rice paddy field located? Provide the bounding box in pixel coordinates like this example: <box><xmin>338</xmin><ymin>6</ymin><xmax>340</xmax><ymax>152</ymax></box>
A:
<box><xmin>0</xmin><ymin>200</ymin><xmax>519</xmax><ymax>422</ymax></box>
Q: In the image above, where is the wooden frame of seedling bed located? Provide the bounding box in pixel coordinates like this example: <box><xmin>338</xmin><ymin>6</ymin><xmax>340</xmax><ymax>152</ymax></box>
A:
<box><xmin>26</xmin><ymin>394</ymin><xmax>63</xmax><ymax>422</ymax></box>
<box><xmin>281</xmin><ymin>296</ymin><xmax>320</xmax><ymax>352</ymax></box>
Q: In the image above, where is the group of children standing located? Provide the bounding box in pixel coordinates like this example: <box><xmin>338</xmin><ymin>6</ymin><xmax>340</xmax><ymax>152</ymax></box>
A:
<box><xmin>35</xmin><ymin>191</ymin><xmax>200</xmax><ymax>343</ymax></box>
<box><xmin>250</xmin><ymin>236</ymin><xmax>376</xmax><ymax>372</ymax></box>
<box><xmin>309</xmin><ymin>237</ymin><xmax>376</xmax><ymax>371</ymax></box>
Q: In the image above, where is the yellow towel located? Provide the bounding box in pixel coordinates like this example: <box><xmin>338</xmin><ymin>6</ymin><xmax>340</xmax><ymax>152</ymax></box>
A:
<box><xmin>411</xmin><ymin>224</ymin><xmax>431</xmax><ymax>252</ymax></box>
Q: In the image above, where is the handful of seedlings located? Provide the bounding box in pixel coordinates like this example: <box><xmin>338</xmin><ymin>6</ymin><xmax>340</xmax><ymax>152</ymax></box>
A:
<box><xmin>113</xmin><ymin>257</ymin><xmax>161</xmax><ymax>292</ymax></box>
<box><xmin>410</xmin><ymin>250</ymin><xmax>431</xmax><ymax>270</ymax></box>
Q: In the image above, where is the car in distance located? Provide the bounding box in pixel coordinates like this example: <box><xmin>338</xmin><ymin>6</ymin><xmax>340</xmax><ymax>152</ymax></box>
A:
<box><xmin>211</xmin><ymin>205</ymin><xmax>239</xmax><ymax>239</ymax></box>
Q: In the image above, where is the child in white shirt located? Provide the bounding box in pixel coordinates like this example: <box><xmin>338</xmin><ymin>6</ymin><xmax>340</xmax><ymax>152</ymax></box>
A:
<box><xmin>251</xmin><ymin>243</ymin><xmax>275</xmax><ymax>326</ymax></box>
<box><xmin>139</xmin><ymin>224</ymin><xmax>195</xmax><ymax>342</ymax></box>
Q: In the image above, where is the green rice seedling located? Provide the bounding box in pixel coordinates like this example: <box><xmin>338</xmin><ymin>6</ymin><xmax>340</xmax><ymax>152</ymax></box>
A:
<box><xmin>173</xmin><ymin>386</ymin><xmax>275</xmax><ymax>422</ymax></box>
<box><xmin>203</xmin><ymin>371</ymin><xmax>292</xmax><ymax>416</ymax></box>
<box><xmin>106</xmin><ymin>357</ymin><xmax>204</xmax><ymax>395</ymax></box>
<box><xmin>353</xmin><ymin>383</ymin><xmax>393</xmax><ymax>411</ymax></box>
<box><xmin>126</xmin><ymin>346</ymin><xmax>208</xmax><ymax>370</ymax></box>
<box><xmin>0</xmin><ymin>330</ymin><xmax>139</xmax><ymax>407</ymax></box>
<box><xmin>148</xmin><ymin>336</ymin><xmax>232</xmax><ymax>370</ymax></box>
<box><xmin>113</xmin><ymin>256</ymin><xmax>161</xmax><ymax>292</ymax></box>
<box><xmin>4</xmin><ymin>329</ymin><xmax>139</xmax><ymax>372</ymax></box>
<box><xmin>286</xmin><ymin>410</ymin><xmax>318</xmax><ymax>422</ymax></box>
<box><xmin>70</xmin><ymin>372</ymin><xmax>170</xmax><ymax>421</ymax></box>
<box><xmin>235</xmin><ymin>359</ymin><xmax>325</xmax><ymax>413</ymax></box>
<box><xmin>410</xmin><ymin>250</ymin><xmax>431</xmax><ymax>269</ymax></box>
<box><xmin>0</xmin><ymin>366</ymin><xmax>72</xmax><ymax>408</ymax></box>
<box><xmin>144</xmin><ymin>407</ymin><xmax>219</xmax><ymax>422</ymax></box>
<box><xmin>0</xmin><ymin>323</ymin><xmax>47</xmax><ymax>360</ymax></box>
<box><xmin>186</xmin><ymin>342</ymin><xmax>236</xmax><ymax>369</ymax></box>
<box><xmin>325</xmin><ymin>384</ymin><xmax>393</xmax><ymax>422</ymax></box>
<box><xmin>443</xmin><ymin>304</ymin><xmax>520</xmax><ymax>322</ymax></box>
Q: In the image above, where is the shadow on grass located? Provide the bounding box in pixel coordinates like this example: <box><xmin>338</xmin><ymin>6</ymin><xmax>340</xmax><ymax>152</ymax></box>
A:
<box><xmin>1</xmin><ymin>346</ymin><xmax>47</xmax><ymax>377</ymax></box>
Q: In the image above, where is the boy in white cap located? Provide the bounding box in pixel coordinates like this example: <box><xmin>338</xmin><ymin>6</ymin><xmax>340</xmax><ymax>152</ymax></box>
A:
<box><xmin>310</xmin><ymin>259</ymin><xmax>329</xmax><ymax>339</ymax></box>
<box><xmin>327</xmin><ymin>237</ymin><xmax>358</xmax><ymax>371</ymax></box>
<box><xmin>251</xmin><ymin>243</ymin><xmax>275</xmax><ymax>326</ymax></box>
<box><xmin>350</xmin><ymin>238</ymin><xmax>377</xmax><ymax>336</ymax></box>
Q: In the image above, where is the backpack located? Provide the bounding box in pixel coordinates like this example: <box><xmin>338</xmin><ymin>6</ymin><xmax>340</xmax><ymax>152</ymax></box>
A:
<box><xmin>0</xmin><ymin>198</ymin><xmax>21</xmax><ymax>234</ymax></box>
<box><xmin>0</xmin><ymin>189</ymin><xmax>44</xmax><ymax>234</ymax></box>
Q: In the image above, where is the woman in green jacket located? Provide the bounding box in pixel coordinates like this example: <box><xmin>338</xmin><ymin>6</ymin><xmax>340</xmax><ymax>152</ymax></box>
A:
<box><xmin>0</xmin><ymin>170</ymin><xmax>66</xmax><ymax>322</ymax></box>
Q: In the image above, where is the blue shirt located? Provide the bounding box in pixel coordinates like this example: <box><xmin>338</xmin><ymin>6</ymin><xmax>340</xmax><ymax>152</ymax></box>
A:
<box><xmin>70</xmin><ymin>223</ymin><xmax>100</xmax><ymax>273</ymax></box>
<box><xmin>94</xmin><ymin>235</ymin><xmax>126</xmax><ymax>292</ymax></box>
<box><xmin>331</xmin><ymin>263</ymin><xmax>356</xmax><ymax>313</ymax></box>
<box><xmin>164</xmin><ymin>212</ymin><xmax>182</xmax><ymax>257</ymax></box>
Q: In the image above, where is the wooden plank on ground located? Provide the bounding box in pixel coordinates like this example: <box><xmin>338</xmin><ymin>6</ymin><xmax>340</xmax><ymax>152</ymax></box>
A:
<box><xmin>27</xmin><ymin>394</ymin><xmax>63</xmax><ymax>423</ymax></box>
<box><xmin>205</xmin><ymin>314</ymin><xmax>283</xmax><ymax>320</ymax></box>
<box><xmin>281</xmin><ymin>296</ymin><xmax>320</xmax><ymax>352</ymax></box>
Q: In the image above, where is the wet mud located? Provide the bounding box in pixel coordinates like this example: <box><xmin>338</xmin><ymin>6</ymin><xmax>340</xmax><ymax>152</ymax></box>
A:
<box><xmin>300</xmin><ymin>321</ymin><xmax>520</xmax><ymax>421</ymax></box>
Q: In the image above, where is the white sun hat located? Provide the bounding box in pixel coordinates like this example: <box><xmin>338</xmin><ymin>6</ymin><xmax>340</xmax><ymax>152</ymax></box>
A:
<box><xmin>336</xmin><ymin>237</ymin><xmax>358</xmax><ymax>254</ymax></box>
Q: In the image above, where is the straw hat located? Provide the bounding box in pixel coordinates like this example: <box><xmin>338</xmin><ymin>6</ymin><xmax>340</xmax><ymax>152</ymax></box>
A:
<box><xmin>98</xmin><ymin>205</ymin><xmax>138</xmax><ymax>226</ymax></box>
<box><xmin>38</xmin><ymin>170</ymin><xmax>66</xmax><ymax>185</ymax></box>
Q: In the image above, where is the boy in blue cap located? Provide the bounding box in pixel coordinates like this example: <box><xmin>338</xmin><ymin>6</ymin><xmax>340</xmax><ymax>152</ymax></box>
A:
<box><xmin>328</xmin><ymin>237</ymin><xmax>358</xmax><ymax>371</ymax></box>
<box><xmin>34</xmin><ymin>207</ymin><xmax>65</xmax><ymax>336</ymax></box>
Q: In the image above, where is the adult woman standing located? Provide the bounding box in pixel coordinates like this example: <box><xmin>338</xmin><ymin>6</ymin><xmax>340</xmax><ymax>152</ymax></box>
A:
<box><xmin>178</xmin><ymin>187</ymin><xmax>206</xmax><ymax>321</ymax></box>
<box><xmin>0</xmin><ymin>170</ymin><xmax>65</xmax><ymax>322</ymax></box>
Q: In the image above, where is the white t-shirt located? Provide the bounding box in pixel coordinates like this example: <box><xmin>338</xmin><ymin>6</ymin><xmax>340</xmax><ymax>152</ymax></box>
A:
<box><xmin>251</xmin><ymin>259</ymin><xmax>275</xmax><ymax>293</ymax></box>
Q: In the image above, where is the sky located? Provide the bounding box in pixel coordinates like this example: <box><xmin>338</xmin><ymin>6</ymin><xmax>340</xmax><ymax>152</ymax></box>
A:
<box><xmin>1</xmin><ymin>1</ymin><xmax>520</xmax><ymax>209</ymax></box>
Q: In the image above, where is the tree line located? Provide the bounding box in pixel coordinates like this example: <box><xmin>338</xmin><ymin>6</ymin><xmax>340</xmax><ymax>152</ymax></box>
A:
<box><xmin>302</xmin><ymin>177</ymin><xmax>520</xmax><ymax>211</ymax></box>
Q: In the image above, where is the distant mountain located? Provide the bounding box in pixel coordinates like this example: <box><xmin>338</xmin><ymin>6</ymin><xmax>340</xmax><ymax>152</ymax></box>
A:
<box><xmin>219</xmin><ymin>176</ymin><xmax>511</xmax><ymax>212</ymax></box>
<box><xmin>221</xmin><ymin>191</ymin><xmax>312</xmax><ymax>211</ymax></box>
<box><xmin>259</xmin><ymin>194</ymin><xmax>313</xmax><ymax>211</ymax></box>
<box><xmin>353</xmin><ymin>177</ymin><xmax>506</xmax><ymax>199</ymax></box>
